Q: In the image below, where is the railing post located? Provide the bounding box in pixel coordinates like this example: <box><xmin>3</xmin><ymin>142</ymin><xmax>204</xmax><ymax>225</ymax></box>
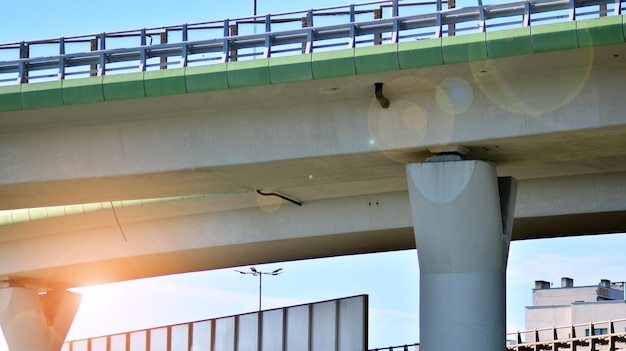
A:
<box><xmin>391</xmin><ymin>19</ymin><xmax>399</xmax><ymax>43</ymax></box>
<box><xmin>305</xmin><ymin>29</ymin><xmax>313</xmax><ymax>54</ymax></box>
<box><xmin>569</xmin><ymin>0</ymin><xmax>576</xmax><ymax>20</ymax></box>
<box><xmin>229</xmin><ymin>23</ymin><xmax>238</xmax><ymax>62</ymax></box>
<box><xmin>392</xmin><ymin>0</ymin><xmax>399</xmax><ymax>17</ymax></box>
<box><xmin>301</xmin><ymin>16</ymin><xmax>309</xmax><ymax>54</ymax></box>
<box><xmin>18</xmin><ymin>41</ymin><xmax>28</xmax><ymax>84</ymax></box>
<box><xmin>350</xmin><ymin>4</ymin><xmax>356</xmax><ymax>22</ymax></box>
<box><xmin>478</xmin><ymin>5</ymin><xmax>486</xmax><ymax>32</ymax></box>
<box><xmin>615</xmin><ymin>0</ymin><xmax>622</xmax><ymax>15</ymax></box>
<box><xmin>98</xmin><ymin>33</ymin><xmax>106</xmax><ymax>76</ymax></box>
<box><xmin>263</xmin><ymin>34</ymin><xmax>271</xmax><ymax>58</ymax></box>
<box><xmin>348</xmin><ymin>23</ymin><xmax>356</xmax><ymax>48</ymax></box>
<box><xmin>265</xmin><ymin>13</ymin><xmax>271</xmax><ymax>33</ymax></box>
<box><xmin>58</xmin><ymin>37</ymin><xmax>66</xmax><ymax>80</ymax></box>
<box><xmin>90</xmin><ymin>37</ymin><xmax>98</xmax><ymax>77</ymax></box>
<box><xmin>307</xmin><ymin>9</ymin><xmax>313</xmax><ymax>27</ymax></box>
<box><xmin>535</xmin><ymin>329</ymin><xmax>540</xmax><ymax>343</ymax></box>
<box><xmin>523</xmin><ymin>2</ymin><xmax>531</xmax><ymax>27</ymax></box>
<box><xmin>140</xmin><ymin>28</ymin><xmax>147</xmax><ymax>46</ymax></box>
<box><xmin>182</xmin><ymin>23</ymin><xmax>188</xmax><ymax>42</ymax></box>
<box><xmin>374</xmin><ymin>8</ymin><xmax>382</xmax><ymax>45</ymax></box>
<box><xmin>448</xmin><ymin>0</ymin><xmax>456</xmax><ymax>36</ymax></box>
<box><xmin>435</xmin><ymin>12</ymin><xmax>443</xmax><ymax>38</ymax></box>
<box><xmin>180</xmin><ymin>24</ymin><xmax>189</xmax><ymax>67</ymax></box>
<box><xmin>160</xmin><ymin>30</ymin><xmax>168</xmax><ymax>69</ymax></box>
<box><xmin>139</xmin><ymin>47</ymin><xmax>147</xmax><ymax>72</ymax></box>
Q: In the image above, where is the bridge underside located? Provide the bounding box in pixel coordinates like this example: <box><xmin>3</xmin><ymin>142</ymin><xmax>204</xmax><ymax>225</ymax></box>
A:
<box><xmin>1</xmin><ymin>41</ymin><xmax>626</xmax><ymax>290</ymax></box>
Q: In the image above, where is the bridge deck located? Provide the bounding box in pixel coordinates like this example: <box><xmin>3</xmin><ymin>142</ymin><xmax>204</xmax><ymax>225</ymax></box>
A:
<box><xmin>1</xmin><ymin>0</ymin><xmax>626</xmax><ymax>112</ymax></box>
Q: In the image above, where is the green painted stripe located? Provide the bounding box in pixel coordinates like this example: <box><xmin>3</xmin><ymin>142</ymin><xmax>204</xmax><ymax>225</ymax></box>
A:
<box><xmin>185</xmin><ymin>64</ymin><xmax>229</xmax><ymax>93</ymax></box>
<box><xmin>269</xmin><ymin>55</ymin><xmax>313</xmax><ymax>84</ymax></box>
<box><xmin>442</xmin><ymin>33</ymin><xmax>488</xmax><ymax>64</ymax></box>
<box><xmin>103</xmin><ymin>72</ymin><xmax>145</xmax><ymax>101</ymax></box>
<box><xmin>62</xmin><ymin>76</ymin><xmax>104</xmax><ymax>105</ymax></box>
<box><xmin>532</xmin><ymin>22</ymin><xmax>578</xmax><ymax>53</ymax></box>
<box><xmin>398</xmin><ymin>38</ymin><xmax>443</xmax><ymax>69</ymax></box>
<box><xmin>227</xmin><ymin>59</ymin><xmax>270</xmax><ymax>88</ymax></box>
<box><xmin>21</xmin><ymin>81</ymin><xmax>63</xmax><ymax>109</ymax></box>
<box><xmin>0</xmin><ymin>85</ymin><xmax>22</xmax><ymax>112</ymax></box>
<box><xmin>577</xmin><ymin>15</ymin><xmax>625</xmax><ymax>47</ymax></box>
<box><xmin>486</xmin><ymin>27</ymin><xmax>532</xmax><ymax>59</ymax></box>
<box><xmin>311</xmin><ymin>49</ymin><xmax>356</xmax><ymax>79</ymax></box>
<box><xmin>354</xmin><ymin>44</ymin><xmax>399</xmax><ymax>74</ymax></box>
<box><xmin>144</xmin><ymin>68</ymin><xmax>187</xmax><ymax>97</ymax></box>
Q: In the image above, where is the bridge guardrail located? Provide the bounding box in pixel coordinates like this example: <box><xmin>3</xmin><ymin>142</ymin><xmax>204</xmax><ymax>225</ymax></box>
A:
<box><xmin>0</xmin><ymin>0</ymin><xmax>623</xmax><ymax>85</ymax></box>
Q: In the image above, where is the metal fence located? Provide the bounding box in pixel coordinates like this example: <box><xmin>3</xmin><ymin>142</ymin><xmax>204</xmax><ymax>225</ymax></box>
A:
<box><xmin>0</xmin><ymin>0</ymin><xmax>623</xmax><ymax>85</ymax></box>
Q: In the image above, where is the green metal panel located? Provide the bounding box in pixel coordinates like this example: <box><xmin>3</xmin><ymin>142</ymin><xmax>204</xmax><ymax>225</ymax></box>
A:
<box><xmin>486</xmin><ymin>27</ymin><xmax>532</xmax><ymax>59</ymax></box>
<box><xmin>185</xmin><ymin>63</ymin><xmax>229</xmax><ymax>93</ymax></box>
<box><xmin>577</xmin><ymin>15</ymin><xmax>625</xmax><ymax>48</ymax></box>
<box><xmin>311</xmin><ymin>49</ymin><xmax>355</xmax><ymax>79</ymax></box>
<box><xmin>62</xmin><ymin>76</ymin><xmax>104</xmax><ymax>105</ymax></box>
<box><xmin>21</xmin><ymin>81</ymin><xmax>63</xmax><ymax>109</ymax></box>
<box><xmin>531</xmin><ymin>22</ymin><xmax>578</xmax><ymax>53</ymax></box>
<box><xmin>103</xmin><ymin>73</ymin><xmax>145</xmax><ymax>101</ymax></box>
<box><xmin>397</xmin><ymin>38</ymin><xmax>443</xmax><ymax>69</ymax></box>
<box><xmin>0</xmin><ymin>85</ymin><xmax>22</xmax><ymax>112</ymax></box>
<box><xmin>442</xmin><ymin>33</ymin><xmax>488</xmax><ymax>64</ymax></box>
<box><xmin>269</xmin><ymin>55</ymin><xmax>313</xmax><ymax>84</ymax></box>
<box><xmin>354</xmin><ymin>44</ymin><xmax>399</xmax><ymax>74</ymax></box>
<box><xmin>144</xmin><ymin>68</ymin><xmax>187</xmax><ymax>97</ymax></box>
<box><xmin>227</xmin><ymin>59</ymin><xmax>270</xmax><ymax>89</ymax></box>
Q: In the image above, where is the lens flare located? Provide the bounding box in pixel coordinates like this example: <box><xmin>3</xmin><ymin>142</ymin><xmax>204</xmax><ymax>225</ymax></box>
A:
<box><xmin>436</xmin><ymin>77</ymin><xmax>474</xmax><ymax>115</ymax></box>
<box><xmin>256</xmin><ymin>190</ymin><xmax>282</xmax><ymax>213</ymax></box>
<box><xmin>471</xmin><ymin>47</ymin><xmax>593</xmax><ymax>119</ymax></box>
<box><xmin>367</xmin><ymin>76</ymin><xmax>456</xmax><ymax>163</ymax></box>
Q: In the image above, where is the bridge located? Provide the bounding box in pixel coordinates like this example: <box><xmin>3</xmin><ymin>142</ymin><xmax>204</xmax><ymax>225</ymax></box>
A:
<box><xmin>1</xmin><ymin>0</ymin><xmax>626</xmax><ymax>350</ymax></box>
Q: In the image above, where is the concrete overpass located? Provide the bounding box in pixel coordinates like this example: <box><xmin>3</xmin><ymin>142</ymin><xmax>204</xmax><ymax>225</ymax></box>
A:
<box><xmin>1</xmin><ymin>0</ymin><xmax>626</xmax><ymax>350</ymax></box>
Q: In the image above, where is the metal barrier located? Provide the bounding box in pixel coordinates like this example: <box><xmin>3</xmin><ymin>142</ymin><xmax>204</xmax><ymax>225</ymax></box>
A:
<box><xmin>63</xmin><ymin>295</ymin><xmax>368</xmax><ymax>351</ymax></box>
<box><xmin>0</xmin><ymin>0</ymin><xmax>623</xmax><ymax>85</ymax></box>
<box><xmin>506</xmin><ymin>319</ymin><xmax>626</xmax><ymax>351</ymax></box>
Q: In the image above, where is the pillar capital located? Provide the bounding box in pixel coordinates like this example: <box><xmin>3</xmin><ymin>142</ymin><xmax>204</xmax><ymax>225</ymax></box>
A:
<box><xmin>0</xmin><ymin>286</ymin><xmax>81</xmax><ymax>351</ymax></box>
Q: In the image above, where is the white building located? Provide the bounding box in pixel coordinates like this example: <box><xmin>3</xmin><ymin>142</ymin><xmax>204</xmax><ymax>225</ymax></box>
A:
<box><xmin>525</xmin><ymin>277</ymin><xmax>626</xmax><ymax>341</ymax></box>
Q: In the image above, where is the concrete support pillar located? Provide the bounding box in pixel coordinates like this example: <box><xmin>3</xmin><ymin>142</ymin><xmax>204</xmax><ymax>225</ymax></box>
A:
<box><xmin>406</xmin><ymin>158</ymin><xmax>516</xmax><ymax>351</ymax></box>
<box><xmin>0</xmin><ymin>285</ymin><xmax>81</xmax><ymax>351</ymax></box>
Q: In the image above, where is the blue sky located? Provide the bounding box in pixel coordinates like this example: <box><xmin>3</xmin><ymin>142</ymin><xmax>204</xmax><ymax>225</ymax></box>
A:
<box><xmin>1</xmin><ymin>0</ymin><xmax>625</xmax><ymax>350</ymax></box>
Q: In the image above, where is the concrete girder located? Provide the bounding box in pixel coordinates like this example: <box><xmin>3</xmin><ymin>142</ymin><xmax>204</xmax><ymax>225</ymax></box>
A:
<box><xmin>0</xmin><ymin>171</ymin><xmax>624</xmax><ymax>290</ymax></box>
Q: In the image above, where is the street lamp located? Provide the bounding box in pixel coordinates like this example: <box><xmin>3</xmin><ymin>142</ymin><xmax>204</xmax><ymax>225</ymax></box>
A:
<box><xmin>235</xmin><ymin>267</ymin><xmax>283</xmax><ymax>311</ymax></box>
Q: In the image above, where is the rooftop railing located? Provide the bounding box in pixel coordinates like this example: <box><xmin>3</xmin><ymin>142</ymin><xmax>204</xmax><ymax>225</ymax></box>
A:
<box><xmin>0</xmin><ymin>0</ymin><xmax>622</xmax><ymax>85</ymax></box>
<box><xmin>506</xmin><ymin>318</ymin><xmax>626</xmax><ymax>351</ymax></box>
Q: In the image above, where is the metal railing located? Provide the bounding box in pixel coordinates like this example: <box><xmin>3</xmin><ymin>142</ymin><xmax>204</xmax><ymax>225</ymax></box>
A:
<box><xmin>0</xmin><ymin>0</ymin><xmax>623</xmax><ymax>85</ymax></box>
<box><xmin>370</xmin><ymin>343</ymin><xmax>420</xmax><ymax>350</ymax></box>
<box><xmin>506</xmin><ymin>318</ymin><xmax>626</xmax><ymax>351</ymax></box>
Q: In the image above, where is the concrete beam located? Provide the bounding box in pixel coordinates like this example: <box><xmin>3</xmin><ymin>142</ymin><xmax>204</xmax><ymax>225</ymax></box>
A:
<box><xmin>0</xmin><ymin>171</ymin><xmax>624</xmax><ymax>289</ymax></box>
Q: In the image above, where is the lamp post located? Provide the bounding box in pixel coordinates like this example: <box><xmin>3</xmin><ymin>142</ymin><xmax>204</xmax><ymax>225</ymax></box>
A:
<box><xmin>235</xmin><ymin>267</ymin><xmax>283</xmax><ymax>311</ymax></box>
